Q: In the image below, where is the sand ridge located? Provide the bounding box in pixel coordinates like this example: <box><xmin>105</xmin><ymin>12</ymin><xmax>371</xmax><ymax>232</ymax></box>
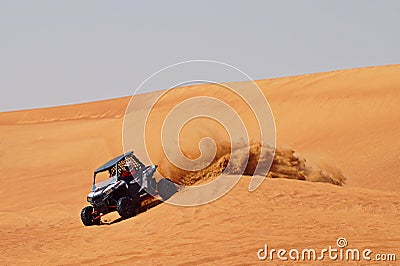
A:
<box><xmin>1</xmin><ymin>64</ymin><xmax>399</xmax><ymax>264</ymax></box>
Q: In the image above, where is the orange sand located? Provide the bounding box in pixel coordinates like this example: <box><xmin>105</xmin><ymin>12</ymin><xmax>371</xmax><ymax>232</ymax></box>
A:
<box><xmin>1</xmin><ymin>65</ymin><xmax>399</xmax><ymax>265</ymax></box>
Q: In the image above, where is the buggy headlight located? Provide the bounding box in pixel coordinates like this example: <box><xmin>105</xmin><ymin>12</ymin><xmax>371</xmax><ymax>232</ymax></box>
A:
<box><xmin>87</xmin><ymin>192</ymin><xmax>94</xmax><ymax>203</ymax></box>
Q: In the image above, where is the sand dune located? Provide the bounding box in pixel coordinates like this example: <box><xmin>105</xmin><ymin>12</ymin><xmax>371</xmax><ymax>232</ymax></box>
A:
<box><xmin>1</xmin><ymin>65</ymin><xmax>399</xmax><ymax>264</ymax></box>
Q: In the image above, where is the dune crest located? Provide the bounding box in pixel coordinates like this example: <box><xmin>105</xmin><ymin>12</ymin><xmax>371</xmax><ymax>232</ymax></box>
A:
<box><xmin>1</xmin><ymin>64</ymin><xmax>399</xmax><ymax>264</ymax></box>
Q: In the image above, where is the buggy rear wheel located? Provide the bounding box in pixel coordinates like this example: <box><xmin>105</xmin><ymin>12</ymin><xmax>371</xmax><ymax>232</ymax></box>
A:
<box><xmin>117</xmin><ymin>197</ymin><xmax>137</xmax><ymax>219</ymax></box>
<box><xmin>81</xmin><ymin>206</ymin><xmax>100</xmax><ymax>226</ymax></box>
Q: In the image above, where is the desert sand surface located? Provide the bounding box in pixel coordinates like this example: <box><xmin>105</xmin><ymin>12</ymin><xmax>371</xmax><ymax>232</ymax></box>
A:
<box><xmin>1</xmin><ymin>65</ymin><xmax>399</xmax><ymax>265</ymax></box>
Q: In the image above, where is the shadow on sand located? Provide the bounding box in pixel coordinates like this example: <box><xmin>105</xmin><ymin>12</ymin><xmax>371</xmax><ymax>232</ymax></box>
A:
<box><xmin>100</xmin><ymin>198</ymin><xmax>163</xmax><ymax>225</ymax></box>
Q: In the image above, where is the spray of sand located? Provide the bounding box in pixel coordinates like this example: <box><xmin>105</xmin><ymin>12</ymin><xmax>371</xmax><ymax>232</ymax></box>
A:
<box><xmin>158</xmin><ymin>142</ymin><xmax>346</xmax><ymax>186</ymax></box>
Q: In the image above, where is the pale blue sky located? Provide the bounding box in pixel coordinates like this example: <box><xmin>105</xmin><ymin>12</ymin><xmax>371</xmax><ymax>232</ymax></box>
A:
<box><xmin>1</xmin><ymin>0</ymin><xmax>399</xmax><ymax>111</ymax></box>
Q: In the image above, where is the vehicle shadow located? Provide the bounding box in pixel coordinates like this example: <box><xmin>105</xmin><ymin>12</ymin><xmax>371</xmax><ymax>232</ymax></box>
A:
<box><xmin>100</xmin><ymin>198</ymin><xmax>163</xmax><ymax>225</ymax></box>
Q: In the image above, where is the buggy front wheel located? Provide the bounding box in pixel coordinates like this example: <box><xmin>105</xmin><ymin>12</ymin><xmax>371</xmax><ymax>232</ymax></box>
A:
<box><xmin>81</xmin><ymin>206</ymin><xmax>100</xmax><ymax>226</ymax></box>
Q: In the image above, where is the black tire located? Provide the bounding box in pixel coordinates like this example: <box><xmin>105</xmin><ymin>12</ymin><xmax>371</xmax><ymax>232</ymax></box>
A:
<box><xmin>117</xmin><ymin>197</ymin><xmax>137</xmax><ymax>219</ymax></box>
<box><xmin>157</xmin><ymin>178</ymin><xmax>177</xmax><ymax>201</ymax></box>
<box><xmin>81</xmin><ymin>206</ymin><xmax>100</xmax><ymax>226</ymax></box>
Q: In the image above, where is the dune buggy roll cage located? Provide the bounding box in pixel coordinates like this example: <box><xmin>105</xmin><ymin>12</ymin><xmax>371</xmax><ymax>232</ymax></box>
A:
<box><xmin>92</xmin><ymin>151</ymin><xmax>145</xmax><ymax>185</ymax></box>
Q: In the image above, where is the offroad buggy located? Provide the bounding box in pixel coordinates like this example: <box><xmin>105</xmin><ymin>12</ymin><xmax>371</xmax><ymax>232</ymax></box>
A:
<box><xmin>81</xmin><ymin>151</ymin><xmax>177</xmax><ymax>226</ymax></box>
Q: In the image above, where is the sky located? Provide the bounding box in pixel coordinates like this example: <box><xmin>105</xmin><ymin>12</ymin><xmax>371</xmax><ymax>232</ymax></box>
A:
<box><xmin>1</xmin><ymin>0</ymin><xmax>399</xmax><ymax>112</ymax></box>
